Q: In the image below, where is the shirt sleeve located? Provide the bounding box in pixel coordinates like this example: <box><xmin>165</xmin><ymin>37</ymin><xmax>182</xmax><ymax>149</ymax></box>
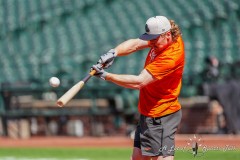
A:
<box><xmin>145</xmin><ymin>54</ymin><xmax>176</xmax><ymax>80</ymax></box>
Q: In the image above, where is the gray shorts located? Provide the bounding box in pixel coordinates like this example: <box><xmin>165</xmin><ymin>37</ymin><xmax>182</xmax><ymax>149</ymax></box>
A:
<box><xmin>134</xmin><ymin>110</ymin><xmax>182</xmax><ymax>157</ymax></box>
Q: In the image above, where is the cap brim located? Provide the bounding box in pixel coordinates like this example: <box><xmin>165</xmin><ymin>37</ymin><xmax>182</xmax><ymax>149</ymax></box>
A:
<box><xmin>139</xmin><ymin>33</ymin><xmax>160</xmax><ymax>40</ymax></box>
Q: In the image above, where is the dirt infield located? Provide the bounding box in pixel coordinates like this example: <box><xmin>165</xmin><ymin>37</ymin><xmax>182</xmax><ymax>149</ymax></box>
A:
<box><xmin>0</xmin><ymin>135</ymin><xmax>240</xmax><ymax>149</ymax></box>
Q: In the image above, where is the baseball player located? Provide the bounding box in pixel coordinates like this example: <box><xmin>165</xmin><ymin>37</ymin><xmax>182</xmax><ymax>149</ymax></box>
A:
<box><xmin>92</xmin><ymin>16</ymin><xmax>185</xmax><ymax>160</ymax></box>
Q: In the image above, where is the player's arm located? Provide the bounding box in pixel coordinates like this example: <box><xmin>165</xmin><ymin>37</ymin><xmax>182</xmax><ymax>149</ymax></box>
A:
<box><xmin>114</xmin><ymin>38</ymin><xmax>149</xmax><ymax>56</ymax></box>
<box><xmin>98</xmin><ymin>39</ymin><xmax>149</xmax><ymax>68</ymax></box>
<box><xmin>105</xmin><ymin>69</ymin><xmax>156</xmax><ymax>90</ymax></box>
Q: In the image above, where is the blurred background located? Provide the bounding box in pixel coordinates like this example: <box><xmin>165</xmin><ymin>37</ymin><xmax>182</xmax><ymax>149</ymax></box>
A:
<box><xmin>0</xmin><ymin>0</ymin><xmax>240</xmax><ymax>139</ymax></box>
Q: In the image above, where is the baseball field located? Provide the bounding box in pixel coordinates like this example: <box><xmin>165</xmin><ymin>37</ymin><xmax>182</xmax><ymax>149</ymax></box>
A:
<box><xmin>0</xmin><ymin>135</ymin><xmax>239</xmax><ymax>160</ymax></box>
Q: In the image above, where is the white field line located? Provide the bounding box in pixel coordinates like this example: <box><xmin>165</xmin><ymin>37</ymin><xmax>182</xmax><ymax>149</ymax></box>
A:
<box><xmin>0</xmin><ymin>157</ymin><xmax>88</xmax><ymax>160</ymax></box>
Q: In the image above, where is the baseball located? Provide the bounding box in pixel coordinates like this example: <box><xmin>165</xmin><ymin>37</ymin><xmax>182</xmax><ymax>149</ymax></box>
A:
<box><xmin>49</xmin><ymin>77</ymin><xmax>60</xmax><ymax>87</ymax></box>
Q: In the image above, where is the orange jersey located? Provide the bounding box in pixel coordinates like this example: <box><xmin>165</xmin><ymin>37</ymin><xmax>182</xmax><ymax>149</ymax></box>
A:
<box><xmin>138</xmin><ymin>36</ymin><xmax>185</xmax><ymax>117</ymax></box>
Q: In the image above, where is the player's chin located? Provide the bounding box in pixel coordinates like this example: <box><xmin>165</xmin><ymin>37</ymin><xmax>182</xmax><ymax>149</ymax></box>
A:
<box><xmin>149</xmin><ymin>41</ymin><xmax>156</xmax><ymax>45</ymax></box>
<box><xmin>148</xmin><ymin>43</ymin><xmax>155</xmax><ymax>48</ymax></box>
<box><xmin>151</xmin><ymin>46</ymin><xmax>159</xmax><ymax>51</ymax></box>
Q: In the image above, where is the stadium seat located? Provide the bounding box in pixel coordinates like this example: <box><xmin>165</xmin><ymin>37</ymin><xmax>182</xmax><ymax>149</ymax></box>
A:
<box><xmin>1</xmin><ymin>0</ymin><xmax>240</xmax><ymax>97</ymax></box>
<box><xmin>195</xmin><ymin>0</ymin><xmax>214</xmax><ymax>21</ymax></box>
<box><xmin>209</xmin><ymin>0</ymin><xmax>228</xmax><ymax>18</ymax></box>
<box><xmin>0</xmin><ymin>95</ymin><xmax>4</xmax><ymax>114</ymax></box>
<box><xmin>177</xmin><ymin>0</ymin><xmax>203</xmax><ymax>27</ymax></box>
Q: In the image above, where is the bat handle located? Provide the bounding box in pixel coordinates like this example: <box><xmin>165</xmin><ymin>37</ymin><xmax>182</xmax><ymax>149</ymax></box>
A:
<box><xmin>88</xmin><ymin>63</ymin><xmax>103</xmax><ymax>77</ymax></box>
<box><xmin>89</xmin><ymin>69</ymin><xmax>96</xmax><ymax>76</ymax></box>
<box><xmin>81</xmin><ymin>69</ymin><xmax>96</xmax><ymax>83</ymax></box>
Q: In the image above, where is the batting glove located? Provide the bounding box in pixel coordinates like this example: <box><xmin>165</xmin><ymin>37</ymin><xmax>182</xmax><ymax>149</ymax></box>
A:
<box><xmin>92</xmin><ymin>63</ymin><xmax>108</xmax><ymax>80</ymax></box>
<box><xmin>98</xmin><ymin>49</ymin><xmax>117</xmax><ymax>69</ymax></box>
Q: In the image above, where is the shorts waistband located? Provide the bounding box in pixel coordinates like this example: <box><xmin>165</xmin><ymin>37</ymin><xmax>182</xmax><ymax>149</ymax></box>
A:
<box><xmin>141</xmin><ymin>110</ymin><xmax>181</xmax><ymax>120</ymax></box>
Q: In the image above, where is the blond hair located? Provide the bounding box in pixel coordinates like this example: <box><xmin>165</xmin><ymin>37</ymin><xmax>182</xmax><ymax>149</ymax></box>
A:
<box><xmin>169</xmin><ymin>20</ymin><xmax>182</xmax><ymax>41</ymax></box>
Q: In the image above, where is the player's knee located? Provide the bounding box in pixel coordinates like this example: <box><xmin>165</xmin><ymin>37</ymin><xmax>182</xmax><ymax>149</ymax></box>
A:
<box><xmin>131</xmin><ymin>153</ymin><xmax>141</xmax><ymax>160</ymax></box>
<box><xmin>131</xmin><ymin>148</ymin><xmax>142</xmax><ymax>160</ymax></box>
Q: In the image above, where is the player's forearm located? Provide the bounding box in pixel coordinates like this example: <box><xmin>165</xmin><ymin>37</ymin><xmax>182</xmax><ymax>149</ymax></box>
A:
<box><xmin>105</xmin><ymin>73</ymin><xmax>143</xmax><ymax>90</ymax></box>
<box><xmin>115</xmin><ymin>39</ymin><xmax>149</xmax><ymax>56</ymax></box>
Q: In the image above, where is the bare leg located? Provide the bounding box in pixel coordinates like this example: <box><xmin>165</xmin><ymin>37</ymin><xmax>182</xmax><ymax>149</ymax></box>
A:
<box><xmin>131</xmin><ymin>147</ymin><xmax>142</xmax><ymax>160</ymax></box>
<box><xmin>152</xmin><ymin>156</ymin><xmax>163</xmax><ymax>160</ymax></box>
<box><xmin>152</xmin><ymin>156</ymin><xmax>174</xmax><ymax>160</ymax></box>
<box><xmin>131</xmin><ymin>147</ymin><xmax>174</xmax><ymax>160</ymax></box>
<box><xmin>131</xmin><ymin>147</ymin><xmax>152</xmax><ymax>160</ymax></box>
<box><xmin>162</xmin><ymin>156</ymin><xmax>174</xmax><ymax>160</ymax></box>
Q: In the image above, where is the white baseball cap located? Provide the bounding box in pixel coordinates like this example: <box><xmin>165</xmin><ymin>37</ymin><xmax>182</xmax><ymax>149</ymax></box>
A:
<box><xmin>139</xmin><ymin>16</ymin><xmax>171</xmax><ymax>40</ymax></box>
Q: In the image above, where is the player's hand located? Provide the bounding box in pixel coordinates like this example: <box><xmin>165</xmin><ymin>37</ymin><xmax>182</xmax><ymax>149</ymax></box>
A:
<box><xmin>98</xmin><ymin>49</ymin><xmax>117</xmax><ymax>69</ymax></box>
<box><xmin>92</xmin><ymin>63</ymin><xmax>108</xmax><ymax>80</ymax></box>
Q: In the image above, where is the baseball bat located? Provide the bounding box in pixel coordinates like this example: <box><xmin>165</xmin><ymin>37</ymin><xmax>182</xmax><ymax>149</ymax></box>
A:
<box><xmin>57</xmin><ymin>69</ymin><xmax>96</xmax><ymax>107</ymax></box>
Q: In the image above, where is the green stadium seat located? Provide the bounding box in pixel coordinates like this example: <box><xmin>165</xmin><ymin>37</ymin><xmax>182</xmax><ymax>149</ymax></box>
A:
<box><xmin>131</xmin><ymin>0</ymin><xmax>152</xmax><ymax>18</ymax></box>
<box><xmin>1</xmin><ymin>0</ymin><xmax>240</xmax><ymax>97</ymax></box>
<box><xmin>121</xmin><ymin>90</ymin><xmax>138</xmax><ymax>114</ymax></box>
<box><xmin>182</xmin><ymin>40</ymin><xmax>192</xmax><ymax>76</ymax></box>
<box><xmin>27</xmin><ymin>0</ymin><xmax>42</xmax><ymax>22</ymax></box>
<box><xmin>169</xmin><ymin>0</ymin><xmax>190</xmax><ymax>28</ymax></box>
<box><xmin>0</xmin><ymin>95</ymin><xmax>5</xmax><ymax>114</ymax></box>
<box><xmin>178</xmin><ymin>0</ymin><xmax>203</xmax><ymax>27</ymax></box>
<box><xmin>225</xmin><ymin>0</ymin><xmax>239</xmax><ymax>12</ymax></box>
<box><xmin>219</xmin><ymin>63</ymin><xmax>233</xmax><ymax>80</ymax></box>
<box><xmin>209</xmin><ymin>0</ymin><xmax>228</xmax><ymax>18</ymax></box>
<box><xmin>180</xmin><ymin>84</ymin><xmax>198</xmax><ymax>97</ymax></box>
<box><xmin>195</xmin><ymin>0</ymin><xmax>214</xmax><ymax>21</ymax></box>
<box><xmin>17</xmin><ymin>0</ymin><xmax>28</xmax><ymax>23</ymax></box>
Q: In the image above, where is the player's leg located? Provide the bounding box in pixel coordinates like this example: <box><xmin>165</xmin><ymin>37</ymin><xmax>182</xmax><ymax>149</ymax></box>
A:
<box><xmin>131</xmin><ymin>146</ymin><xmax>167</xmax><ymax>160</ymax></box>
<box><xmin>132</xmin><ymin>114</ymin><xmax>181</xmax><ymax>160</ymax></box>
<box><xmin>139</xmin><ymin>115</ymin><xmax>164</xmax><ymax>158</ymax></box>
<box><xmin>163</xmin><ymin>156</ymin><xmax>174</xmax><ymax>160</ymax></box>
<box><xmin>131</xmin><ymin>147</ymin><xmax>142</xmax><ymax>160</ymax></box>
<box><xmin>132</xmin><ymin>111</ymin><xmax>182</xmax><ymax>160</ymax></box>
<box><xmin>131</xmin><ymin>123</ymin><xmax>153</xmax><ymax>160</ymax></box>
<box><xmin>131</xmin><ymin>124</ymin><xmax>144</xmax><ymax>160</ymax></box>
<box><xmin>161</xmin><ymin>110</ymin><xmax>182</xmax><ymax>159</ymax></box>
<box><xmin>151</xmin><ymin>156</ymin><xmax>173</xmax><ymax>160</ymax></box>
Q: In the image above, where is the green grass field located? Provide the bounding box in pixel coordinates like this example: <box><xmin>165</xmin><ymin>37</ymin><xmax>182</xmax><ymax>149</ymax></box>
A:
<box><xmin>0</xmin><ymin>148</ymin><xmax>239</xmax><ymax>160</ymax></box>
